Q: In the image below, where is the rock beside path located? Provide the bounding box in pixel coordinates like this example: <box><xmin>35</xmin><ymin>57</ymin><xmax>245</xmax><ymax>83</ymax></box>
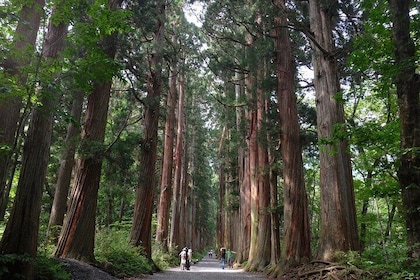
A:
<box><xmin>60</xmin><ymin>258</ymin><xmax>119</xmax><ymax>280</ymax></box>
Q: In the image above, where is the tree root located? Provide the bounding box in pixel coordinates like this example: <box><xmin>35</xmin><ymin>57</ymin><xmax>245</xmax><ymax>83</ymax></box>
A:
<box><xmin>298</xmin><ymin>264</ymin><xmax>346</xmax><ymax>279</ymax></box>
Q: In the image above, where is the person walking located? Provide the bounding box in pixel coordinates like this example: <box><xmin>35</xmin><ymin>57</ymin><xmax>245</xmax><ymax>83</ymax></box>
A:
<box><xmin>226</xmin><ymin>249</ymin><xmax>236</xmax><ymax>268</ymax></box>
<box><xmin>220</xmin><ymin>247</ymin><xmax>226</xmax><ymax>269</ymax></box>
<box><xmin>187</xmin><ymin>248</ymin><xmax>193</xmax><ymax>270</ymax></box>
<box><xmin>179</xmin><ymin>248</ymin><xmax>187</xmax><ymax>270</ymax></box>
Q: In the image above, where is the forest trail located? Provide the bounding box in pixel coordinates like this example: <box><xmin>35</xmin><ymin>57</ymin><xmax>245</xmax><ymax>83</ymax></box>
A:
<box><xmin>140</xmin><ymin>256</ymin><xmax>269</xmax><ymax>280</ymax></box>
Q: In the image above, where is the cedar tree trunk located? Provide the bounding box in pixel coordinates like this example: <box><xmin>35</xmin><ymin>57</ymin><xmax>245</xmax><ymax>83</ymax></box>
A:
<box><xmin>0</xmin><ymin>8</ymin><xmax>65</xmax><ymax>278</ymax></box>
<box><xmin>54</xmin><ymin>0</ymin><xmax>121</xmax><ymax>262</ymax></box>
<box><xmin>155</xmin><ymin>56</ymin><xmax>177</xmax><ymax>251</ymax></box>
<box><xmin>308</xmin><ymin>0</ymin><xmax>360</xmax><ymax>260</ymax></box>
<box><xmin>274</xmin><ymin>0</ymin><xmax>310</xmax><ymax>269</ymax></box>
<box><xmin>389</xmin><ymin>0</ymin><xmax>420</xmax><ymax>260</ymax></box>
<box><xmin>130</xmin><ymin>2</ymin><xmax>165</xmax><ymax>260</ymax></box>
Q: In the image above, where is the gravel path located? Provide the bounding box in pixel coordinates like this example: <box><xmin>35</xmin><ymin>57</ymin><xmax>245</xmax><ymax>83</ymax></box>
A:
<box><xmin>141</xmin><ymin>256</ymin><xmax>269</xmax><ymax>280</ymax></box>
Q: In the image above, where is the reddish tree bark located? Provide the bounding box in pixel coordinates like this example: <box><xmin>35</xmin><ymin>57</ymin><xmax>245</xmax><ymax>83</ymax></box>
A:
<box><xmin>251</xmin><ymin>64</ymin><xmax>271</xmax><ymax>271</ymax></box>
<box><xmin>155</xmin><ymin>56</ymin><xmax>177</xmax><ymax>251</ymax></box>
<box><xmin>246</xmin><ymin>72</ymin><xmax>259</xmax><ymax>268</ymax></box>
<box><xmin>273</xmin><ymin>0</ymin><xmax>310</xmax><ymax>270</ymax></box>
<box><xmin>169</xmin><ymin>67</ymin><xmax>186</xmax><ymax>250</ymax></box>
<box><xmin>54</xmin><ymin>0</ymin><xmax>122</xmax><ymax>262</ymax></box>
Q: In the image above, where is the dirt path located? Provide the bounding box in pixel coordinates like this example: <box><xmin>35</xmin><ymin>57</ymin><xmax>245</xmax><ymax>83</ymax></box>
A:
<box><xmin>141</xmin><ymin>256</ymin><xmax>269</xmax><ymax>280</ymax></box>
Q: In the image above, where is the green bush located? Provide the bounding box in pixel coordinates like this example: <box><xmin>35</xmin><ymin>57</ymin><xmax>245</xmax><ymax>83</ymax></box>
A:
<box><xmin>0</xmin><ymin>254</ymin><xmax>31</xmax><ymax>279</ymax></box>
<box><xmin>95</xmin><ymin>228</ymin><xmax>153</xmax><ymax>278</ymax></box>
<box><xmin>34</xmin><ymin>254</ymin><xmax>71</xmax><ymax>280</ymax></box>
<box><xmin>0</xmin><ymin>253</ymin><xmax>69</xmax><ymax>280</ymax></box>
<box><xmin>152</xmin><ymin>244</ymin><xmax>180</xmax><ymax>270</ymax></box>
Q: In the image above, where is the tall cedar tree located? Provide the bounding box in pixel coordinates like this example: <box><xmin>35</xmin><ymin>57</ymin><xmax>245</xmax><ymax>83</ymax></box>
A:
<box><xmin>155</xmin><ymin>41</ymin><xmax>177</xmax><ymax>251</ymax></box>
<box><xmin>308</xmin><ymin>0</ymin><xmax>360</xmax><ymax>260</ymax></box>
<box><xmin>252</xmin><ymin>61</ymin><xmax>271</xmax><ymax>271</ymax></box>
<box><xmin>54</xmin><ymin>0</ymin><xmax>122</xmax><ymax>262</ymax></box>
<box><xmin>237</xmin><ymin>68</ymin><xmax>251</xmax><ymax>264</ymax></box>
<box><xmin>0</xmin><ymin>0</ymin><xmax>45</xmax><ymax>221</ymax></box>
<box><xmin>246</xmin><ymin>51</ymin><xmax>260</xmax><ymax>268</ymax></box>
<box><xmin>0</xmin><ymin>5</ymin><xmax>66</xmax><ymax>278</ymax></box>
<box><xmin>273</xmin><ymin>0</ymin><xmax>310</xmax><ymax>270</ymax></box>
<box><xmin>388</xmin><ymin>0</ymin><xmax>420</xmax><ymax>261</ymax></box>
<box><xmin>178</xmin><ymin>71</ymin><xmax>190</xmax><ymax>248</ymax></box>
<box><xmin>169</xmin><ymin>63</ymin><xmax>186</xmax><ymax>250</ymax></box>
<box><xmin>217</xmin><ymin>126</ymin><xmax>227</xmax><ymax>250</ymax></box>
<box><xmin>130</xmin><ymin>1</ymin><xmax>166</xmax><ymax>260</ymax></box>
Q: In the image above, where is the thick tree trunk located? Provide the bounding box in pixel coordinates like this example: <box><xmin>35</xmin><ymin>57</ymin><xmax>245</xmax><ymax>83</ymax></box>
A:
<box><xmin>251</xmin><ymin>66</ymin><xmax>271</xmax><ymax>271</ymax></box>
<box><xmin>308</xmin><ymin>0</ymin><xmax>360</xmax><ymax>260</ymax></box>
<box><xmin>55</xmin><ymin>0</ymin><xmax>121</xmax><ymax>262</ymax></box>
<box><xmin>155</xmin><ymin>58</ymin><xmax>177</xmax><ymax>252</ymax></box>
<box><xmin>236</xmin><ymin>68</ymin><xmax>250</xmax><ymax>263</ymax></box>
<box><xmin>0</xmin><ymin>94</ymin><xmax>54</xmax><ymax>279</ymax></box>
<box><xmin>169</xmin><ymin>68</ymin><xmax>185</xmax><ymax>250</ymax></box>
<box><xmin>239</xmin><ymin>146</ymin><xmax>251</xmax><ymax>263</ymax></box>
<box><xmin>0</xmin><ymin>0</ymin><xmax>45</xmax><ymax>221</ymax></box>
<box><xmin>246</xmin><ymin>75</ymin><xmax>259</xmax><ymax>268</ymax></box>
<box><xmin>388</xmin><ymin>0</ymin><xmax>420</xmax><ymax>261</ymax></box>
<box><xmin>274</xmin><ymin>0</ymin><xmax>311</xmax><ymax>270</ymax></box>
<box><xmin>48</xmin><ymin>91</ymin><xmax>83</xmax><ymax>241</ymax></box>
<box><xmin>0</xmin><ymin>8</ymin><xmax>65</xmax><ymax>278</ymax></box>
<box><xmin>179</xmin><ymin>116</ymin><xmax>190</xmax><ymax>248</ymax></box>
<box><xmin>269</xmin><ymin>157</ymin><xmax>280</xmax><ymax>266</ymax></box>
<box><xmin>54</xmin><ymin>80</ymin><xmax>113</xmax><ymax>262</ymax></box>
<box><xmin>130</xmin><ymin>3</ymin><xmax>165</xmax><ymax>260</ymax></box>
<box><xmin>217</xmin><ymin>127</ymin><xmax>227</xmax><ymax>250</ymax></box>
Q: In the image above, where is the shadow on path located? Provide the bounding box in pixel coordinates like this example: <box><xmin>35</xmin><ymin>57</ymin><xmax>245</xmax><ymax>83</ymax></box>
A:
<box><xmin>141</xmin><ymin>256</ymin><xmax>269</xmax><ymax>280</ymax></box>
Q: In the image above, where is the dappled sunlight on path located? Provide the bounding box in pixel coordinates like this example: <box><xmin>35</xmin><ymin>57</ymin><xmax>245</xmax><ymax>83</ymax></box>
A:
<box><xmin>141</xmin><ymin>256</ymin><xmax>269</xmax><ymax>280</ymax></box>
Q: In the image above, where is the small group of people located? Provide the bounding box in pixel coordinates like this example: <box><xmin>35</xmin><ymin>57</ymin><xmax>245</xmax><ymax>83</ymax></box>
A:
<box><xmin>180</xmin><ymin>246</ymin><xmax>235</xmax><ymax>270</ymax></box>
<box><xmin>219</xmin><ymin>247</ymin><xmax>235</xmax><ymax>269</ymax></box>
<box><xmin>179</xmin><ymin>247</ymin><xmax>193</xmax><ymax>270</ymax></box>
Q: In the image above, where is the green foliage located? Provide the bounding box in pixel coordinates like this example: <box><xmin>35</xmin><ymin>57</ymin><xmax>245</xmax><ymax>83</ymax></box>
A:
<box><xmin>151</xmin><ymin>244</ymin><xmax>180</xmax><ymax>270</ymax></box>
<box><xmin>0</xmin><ymin>254</ymin><xmax>31</xmax><ymax>279</ymax></box>
<box><xmin>330</xmin><ymin>249</ymin><xmax>420</xmax><ymax>279</ymax></box>
<box><xmin>0</xmin><ymin>254</ymin><xmax>68</xmax><ymax>280</ymax></box>
<box><xmin>34</xmin><ymin>254</ymin><xmax>71</xmax><ymax>280</ymax></box>
<box><xmin>95</xmin><ymin>228</ymin><xmax>153</xmax><ymax>277</ymax></box>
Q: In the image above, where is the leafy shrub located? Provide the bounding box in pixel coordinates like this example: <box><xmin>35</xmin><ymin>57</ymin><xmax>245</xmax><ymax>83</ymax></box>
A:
<box><xmin>152</xmin><ymin>244</ymin><xmax>180</xmax><ymax>270</ymax></box>
<box><xmin>34</xmin><ymin>254</ymin><xmax>70</xmax><ymax>280</ymax></box>
<box><xmin>0</xmin><ymin>253</ymin><xmax>69</xmax><ymax>280</ymax></box>
<box><xmin>95</xmin><ymin>228</ymin><xmax>153</xmax><ymax>277</ymax></box>
<box><xmin>0</xmin><ymin>254</ymin><xmax>31</xmax><ymax>279</ymax></box>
